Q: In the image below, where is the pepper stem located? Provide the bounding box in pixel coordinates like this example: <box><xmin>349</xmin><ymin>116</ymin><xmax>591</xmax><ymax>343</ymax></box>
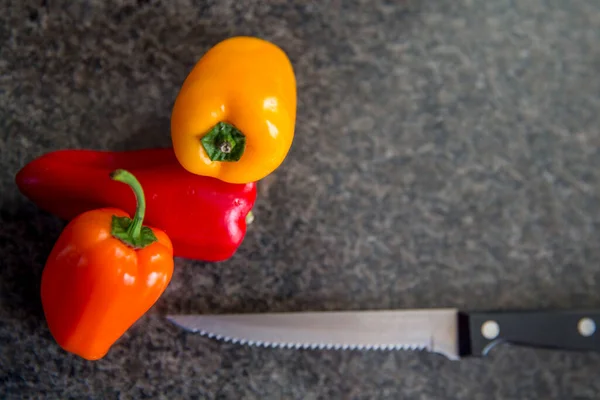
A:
<box><xmin>201</xmin><ymin>122</ymin><xmax>246</xmax><ymax>162</ymax></box>
<box><xmin>109</xmin><ymin>169</ymin><xmax>157</xmax><ymax>249</ymax></box>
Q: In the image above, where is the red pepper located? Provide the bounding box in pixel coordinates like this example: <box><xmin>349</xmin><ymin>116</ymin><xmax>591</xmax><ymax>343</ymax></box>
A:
<box><xmin>15</xmin><ymin>148</ymin><xmax>257</xmax><ymax>262</ymax></box>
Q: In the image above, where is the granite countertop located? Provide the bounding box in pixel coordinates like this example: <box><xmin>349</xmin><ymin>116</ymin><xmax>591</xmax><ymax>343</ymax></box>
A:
<box><xmin>2</xmin><ymin>0</ymin><xmax>600</xmax><ymax>399</ymax></box>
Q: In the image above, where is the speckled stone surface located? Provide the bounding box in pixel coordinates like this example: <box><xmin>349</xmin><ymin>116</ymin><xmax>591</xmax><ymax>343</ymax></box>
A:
<box><xmin>2</xmin><ymin>0</ymin><xmax>600</xmax><ymax>398</ymax></box>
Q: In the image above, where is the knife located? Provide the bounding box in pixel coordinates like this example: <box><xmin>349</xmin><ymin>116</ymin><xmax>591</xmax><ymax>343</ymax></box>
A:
<box><xmin>166</xmin><ymin>308</ymin><xmax>600</xmax><ymax>360</ymax></box>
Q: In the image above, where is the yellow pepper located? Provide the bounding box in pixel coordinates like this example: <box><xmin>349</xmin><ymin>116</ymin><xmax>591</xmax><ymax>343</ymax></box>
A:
<box><xmin>170</xmin><ymin>36</ymin><xmax>297</xmax><ymax>184</ymax></box>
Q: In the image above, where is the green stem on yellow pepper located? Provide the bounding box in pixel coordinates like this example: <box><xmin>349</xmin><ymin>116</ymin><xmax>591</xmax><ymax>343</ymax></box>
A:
<box><xmin>201</xmin><ymin>122</ymin><xmax>246</xmax><ymax>162</ymax></box>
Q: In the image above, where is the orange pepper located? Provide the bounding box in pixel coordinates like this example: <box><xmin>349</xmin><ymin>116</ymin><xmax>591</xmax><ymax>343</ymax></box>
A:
<box><xmin>40</xmin><ymin>169</ymin><xmax>174</xmax><ymax>360</ymax></box>
<box><xmin>170</xmin><ymin>36</ymin><xmax>297</xmax><ymax>184</ymax></box>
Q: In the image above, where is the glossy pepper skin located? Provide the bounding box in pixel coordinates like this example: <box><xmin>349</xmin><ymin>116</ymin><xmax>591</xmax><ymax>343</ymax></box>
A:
<box><xmin>170</xmin><ymin>36</ymin><xmax>297</xmax><ymax>184</ymax></box>
<box><xmin>41</xmin><ymin>169</ymin><xmax>174</xmax><ymax>360</ymax></box>
<box><xmin>15</xmin><ymin>148</ymin><xmax>256</xmax><ymax>261</ymax></box>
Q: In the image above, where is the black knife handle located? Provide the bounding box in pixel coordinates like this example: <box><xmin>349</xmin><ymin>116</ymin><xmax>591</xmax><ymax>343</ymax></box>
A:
<box><xmin>460</xmin><ymin>310</ymin><xmax>600</xmax><ymax>356</ymax></box>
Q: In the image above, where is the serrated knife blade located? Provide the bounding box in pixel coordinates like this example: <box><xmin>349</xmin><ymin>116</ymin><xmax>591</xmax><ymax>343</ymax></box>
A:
<box><xmin>166</xmin><ymin>308</ymin><xmax>600</xmax><ymax>360</ymax></box>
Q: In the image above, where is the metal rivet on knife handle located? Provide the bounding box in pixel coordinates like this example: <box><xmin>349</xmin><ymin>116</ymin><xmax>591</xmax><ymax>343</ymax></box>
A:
<box><xmin>481</xmin><ymin>320</ymin><xmax>500</xmax><ymax>340</ymax></box>
<box><xmin>578</xmin><ymin>318</ymin><xmax>596</xmax><ymax>337</ymax></box>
